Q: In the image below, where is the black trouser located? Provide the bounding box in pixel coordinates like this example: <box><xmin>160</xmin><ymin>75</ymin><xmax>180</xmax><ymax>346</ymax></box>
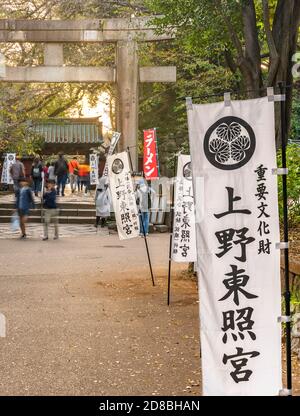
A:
<box><xmin>96</xmin><ymin>216</ymin><xmax>106</xmax><ymax>227</ymax></box>
<box><xmin>56</xmin><ymin>174</ymin><xmax>67</xmax><ymax>196</ymax></box>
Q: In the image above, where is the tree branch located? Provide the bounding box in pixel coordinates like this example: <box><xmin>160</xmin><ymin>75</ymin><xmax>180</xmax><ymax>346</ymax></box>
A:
<box><xmin>47</xmin><ymin>90</ymin><xmax>85</xmax><ymax>117</ymax></box>
<box><xmin>223</xmin><ymin>47</ymin><xmax>238</xmax><ymax>73</ymax></box>
<box><xmin>213</xmin><ymin>0</ymin><xmax>244</xmax><ymax>61</ymax></box>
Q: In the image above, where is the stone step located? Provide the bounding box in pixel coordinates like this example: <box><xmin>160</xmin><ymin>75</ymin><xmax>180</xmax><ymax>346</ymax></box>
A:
<box><xmin>0</xmin><ymin>207</ymin><xmax>95</xmax><ymax>217</ymax></box>
<box><xmin>0</xmin><ymin>208</ymin><xmax>41</xmax><ymax>216</ymax></box>
<box><xmin>0</xmin><ymin>215</ymin><xmax>95</xmax><ymax>224</ymax></box>
<box><xmin>60</xmin><ymin>209</ymin><xmax>96</xmax><ymax>217</ymax></box>
<box><xmin>0</xmin><ymin>202</ymin><xmax>95</xmax><ymax>210</ymax></box>
<box><xmin>0</xmin><ymin>203</ymin><xmax>18</xmax><ymax>209</ymax></box>
<box><xmin>58</xmin><ymin>202</ymin><xmax>95</xmax><ymax>210</ymax></box>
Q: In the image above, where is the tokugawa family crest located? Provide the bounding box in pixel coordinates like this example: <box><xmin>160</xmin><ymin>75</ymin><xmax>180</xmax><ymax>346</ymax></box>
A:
<box><xmin>204</xmin><ymin>116</ymin><xmax>256</xmax><ymax>170</ymax></box>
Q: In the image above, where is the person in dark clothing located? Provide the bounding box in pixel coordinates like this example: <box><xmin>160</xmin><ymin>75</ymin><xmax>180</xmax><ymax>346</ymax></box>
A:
<box><xmin>16</xmin><ymin>177</ymin><xmax>35</xmax><ymax>239</ymax></box>
<box><xmin>54</xmin><ymin>152</ymin><xmax>69</xmax><ymax>196</ymax></box>
<box><xmin>9</xmin><ymin>156</ymin><xmax>25</xmax><ymax>196</ymax></box>
<box><xmin>31</xmin><ymin>157</ymin><xmax>43</xmax><ymax>197</ymax></box>
<box><xmin>135</xmin><ymin>178</ymin><xmax>154</xmax><ymax>236</ymax></box>
<box><xmin>42</xmin><ymin>180</ymin><xmax>59</xmax><ymax>240</ymax></box>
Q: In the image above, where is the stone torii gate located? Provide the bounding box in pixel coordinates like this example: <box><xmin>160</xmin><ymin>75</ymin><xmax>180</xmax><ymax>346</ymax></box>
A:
<box><xmin>0</xmin><ymin>17</ymin><xmax>176</xmax><ymax>168</ymax></box>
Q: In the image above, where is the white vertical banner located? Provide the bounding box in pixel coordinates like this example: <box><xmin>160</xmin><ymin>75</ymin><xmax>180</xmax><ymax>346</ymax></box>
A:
<box><xmin>89</xmin><ymin>153</ymin><xmax>99</xmax><ymax>185</ymax></box>
<box><xmin>102</xmin><ymin>132</ymin><xmax>121</xmax><ymax>178</ymax></box>
<box><xmin>108</xmin><ymin>151</ymin><xmax>140</xmax><ymax>240</ymax></box>
<box><xmin>0</xmin><ymin>52</ymin><xmax>6</xmax><ymax>79</ymax></box>
<box><xmin>172</xmin><ymin>155</ymin><xmax>197</xmax><ymax>262</ymax></box>
<box><xmin>188</xmin><ymin>96</ymin><xmax>282</xmax><ymax>396</ymax></box>
<box><xmin>1</xmin><ymin>153</ymin><xmax>15</xmax><ymax>184</ymax></box>
<box><xmin>0</xmin><ymin>156</ymin><xmax>8</xmax><ymax>184</ymax></box>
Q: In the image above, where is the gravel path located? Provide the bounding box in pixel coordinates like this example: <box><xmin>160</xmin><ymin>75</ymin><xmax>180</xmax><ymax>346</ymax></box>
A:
<box><xmin>1</xmin><ymin>230</ymin><xmax>299</xmax><ymax>395</ymax></box>
<box><xmin>0</xmin><ymin>233</ymin><xmax>201</xmax><ymax>396</ymax></box>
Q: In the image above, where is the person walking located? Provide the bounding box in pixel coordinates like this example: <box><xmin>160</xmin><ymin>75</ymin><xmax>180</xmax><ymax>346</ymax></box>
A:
<box><xmin>9</xmin><ymin>156</ymin><xmax>25</xmax><ymax>197</ymax></box>
<box><xmin>95</xmin><ymin>178</ymin><xmax>111</xmax><ymax>228</ymax></box>
<box><xmin>78</xmin><ymin>161</ymin><xmax>91</xmax><ymax>195</ymax></box>
<box><xmin>68</xmin><ymin>156</ymin><xmax>80</xmax><ymax>193</ymax></box>
<box><xmin>42</xmin><ymin>180</ymin><xmax>59</xmax><ymax>241</ymax></box>
<box><xmin>48</xmin><ymin>162</ymin><xmax>56</xmax><ymax>182</ymax></box>
<box><xmin>43</xmin><ymin>162</ymin><xmax>50</xmax><ymax>181</ymax></box>
<box><xmin>135</xmin><ymin>178</ymin><xmax>154</xmax><ymax>236</ymax></box>
<box><xmin>16</xmin><ymin>177</ymin><xmax>35</xmax><ymax>239</ymax></box>
<box><xmin>54</xmin><ymin>152</ymin><xmax>69</xmax><ymax>196</ymax></box>
<box><xmin>31</xmin><ymin>157</ymin><xmax>43</xmax><ymax>197</ymax></box>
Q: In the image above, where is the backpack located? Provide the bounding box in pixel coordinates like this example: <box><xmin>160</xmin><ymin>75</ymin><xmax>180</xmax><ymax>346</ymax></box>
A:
<box><xmin>55</xmin><ymin>158</ymin><xmax>68</xmax><ymax>176</ymax></box>
<box><xmin>32</xmin><ymin>166</ymin><xmax>41</xmax><ymax>178</ymax></box>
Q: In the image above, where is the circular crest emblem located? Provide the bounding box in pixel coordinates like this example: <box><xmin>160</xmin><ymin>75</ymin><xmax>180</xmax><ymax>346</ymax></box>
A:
<box><xmin>203</xmin><ymin>116</ymin><xmax>255</xmax><ymax>170</ymax></box>
<box><xmin>183</xmin><ymin>162</ymin><xmax>192</xmax><ymax>180</ymax></box>
<box><xmin>112</xmin><ymin>158</ymin><xmax>124</xmax><ymax>175</ymax></box>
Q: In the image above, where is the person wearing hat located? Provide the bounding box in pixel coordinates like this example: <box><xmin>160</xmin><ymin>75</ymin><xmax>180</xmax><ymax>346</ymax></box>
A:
<box><xmin>16</xmin><ymin>177</ymin><xmax>35</xmax><ymax>239</ymax></box>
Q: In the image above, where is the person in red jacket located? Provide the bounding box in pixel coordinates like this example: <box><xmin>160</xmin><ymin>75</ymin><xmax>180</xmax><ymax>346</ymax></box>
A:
<box><xmin>68</xmin><ymin>156</ymin><xmax>80</xmax><ymax>193</ymax></box>
<box><xmin>78</xmin><ymin>162</ymin><xmax>91</xmax><ymax>194</ymax></box>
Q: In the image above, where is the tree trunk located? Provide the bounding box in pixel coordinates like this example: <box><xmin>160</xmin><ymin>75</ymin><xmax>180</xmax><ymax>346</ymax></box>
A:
<box><xmin>241</xmin><ymin>0</ymin><xmax>263</xmax><ymax>95</ymax></box>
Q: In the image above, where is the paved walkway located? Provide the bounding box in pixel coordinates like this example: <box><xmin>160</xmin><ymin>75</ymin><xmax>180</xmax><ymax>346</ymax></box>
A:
<box><xmin>0</xmin><ymin>223</ymin><xmax>110</xmax><ymax>239</ymax></box>
<box><xmin>0</xmin><ymin>188</ymin><xmax>95</xmax><ymax>205</ymax></box>
<box><xmin>0</xmin><ymin>233</ymin><xmax>200</xmax><ymax>396</ymax></box>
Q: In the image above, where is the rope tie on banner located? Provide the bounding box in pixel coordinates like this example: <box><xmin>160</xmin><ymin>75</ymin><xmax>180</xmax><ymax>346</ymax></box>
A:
<box><xmin>185</xmin><ymin>96</ymin><xmax>193</xmax><ymax>110</ymax></box>
<box><xmin>224</xmin><ymin>92</ymin><xmax>231</xmax><ymax>107</ymax></box>
<box><xmin>279</xmin><ymin>388</ymin><xmax>292</xmax><ymax>396</ymax></box>
<box><xmin>272</xmin><ymin>168</ymin><xmax>289</xmax><ymax>175</ymax></box>
<box><xmin>275</xmin><ymin>242</ymin><xmax>289</xmax><ymax>249</ymax></box>
<box><xmin>267</xmin><ymin>87</ymin><xmax>286</xmax><ymax>102</ymax></box>
<box><xmin>278</xmin><ymin>316</ymin><xmax>292</xmax><ymax>323</ymax></box>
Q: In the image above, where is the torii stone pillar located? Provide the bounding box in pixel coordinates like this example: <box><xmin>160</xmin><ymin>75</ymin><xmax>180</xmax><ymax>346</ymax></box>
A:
<box><xmin>116</xmin><ymin>40</ymin><xmax>139</xmax><ymax>168</ymax></box>
<box><xmin>0</xmin><ymin>18</ymin><xmax>176</xmax><ymax>170</ymax></box>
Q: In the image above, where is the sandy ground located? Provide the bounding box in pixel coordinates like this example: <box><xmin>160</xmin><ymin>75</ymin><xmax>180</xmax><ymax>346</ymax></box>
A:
<box><xmin>0</xmin><ymin>230</ymin><xmax>299</xmax><ymax>396</ymax></box>
<box><xmin>0</xmin><ymin>233</ymin><xmax>201</xmax><ymax>396</ymax></box>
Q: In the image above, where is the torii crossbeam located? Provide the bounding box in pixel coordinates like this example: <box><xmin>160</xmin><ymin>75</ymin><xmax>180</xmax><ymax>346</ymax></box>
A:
<box><xmin>0</xmin><ymin>17</ymin><xmax>176</xmax><ymax>168</ymax></box>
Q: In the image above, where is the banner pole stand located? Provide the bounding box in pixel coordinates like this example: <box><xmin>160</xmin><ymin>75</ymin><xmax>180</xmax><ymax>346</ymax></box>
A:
<box><xmin>127</xmin><ymin>147</ymin><xmax>155</xmax><ymax>287</ymax></box>
<box><xmin>167</xmin><ymin>154</ymin><xmax>177</xmax><ymax>305</ymax></box>
<box><xmin>278</xmin><ymin>81</ymin><xmax>292</xmax><ymax>395</ymax></box>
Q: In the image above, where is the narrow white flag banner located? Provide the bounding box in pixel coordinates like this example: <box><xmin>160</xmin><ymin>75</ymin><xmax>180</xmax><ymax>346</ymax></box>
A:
<box><xmin>188</xmin><ymin>96</ymin><xmax>282</xmax><ymax>396</ymax></box>
<box><xmin>108</xmin><ymin>151</ymin><xmax>140</xmax><ymax>240</ymax></box>
<box><xmin>103</xmin><ymin>132</ymin><xmax>121</xmax><ymax>178</ymax></box>
<box><xmin>89</xmin><ymin>153</ymin><xmax>99</xmax><ymax>185</ymax></box>
<box><xmin>1</xmin><ymin>153</ymin><xmax>15</xmax><ymax>184</ymax></box>
<box><xmin>172</xmin><ymin>155</ymin><xmax>197</xmax><ymax>262</ymax></box>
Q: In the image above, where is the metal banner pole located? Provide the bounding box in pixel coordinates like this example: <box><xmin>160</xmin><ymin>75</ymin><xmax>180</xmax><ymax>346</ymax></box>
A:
<box><xmin>40</xmin><ymin>171</ymin><xmax>45</xmax><ymax>224</ymax></box>
<box><xmin>127</xmin><ymin>147</ymin><xmax>155</xmax><ymax>286</ymax></box>
<box><xmin>167</xmin><ymin>154</ymin><xmax>178</xmax><ymax>305</ymax></box>
<box><xmin>278</xmin><ymin>81</ymin><xmax>292</xmax><ymax>394</ymax></box>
